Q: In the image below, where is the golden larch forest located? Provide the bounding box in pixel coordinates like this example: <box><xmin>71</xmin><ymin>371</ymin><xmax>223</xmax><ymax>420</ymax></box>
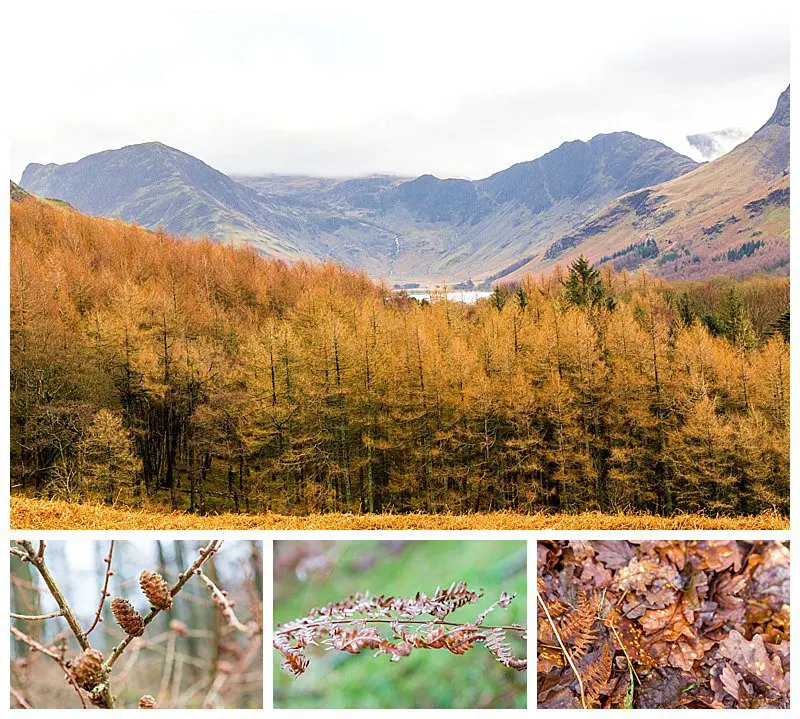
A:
<box><xmin>10</xmin><ymin>200</ymin><xmax>789</xmax><ymax>528</ymax></box>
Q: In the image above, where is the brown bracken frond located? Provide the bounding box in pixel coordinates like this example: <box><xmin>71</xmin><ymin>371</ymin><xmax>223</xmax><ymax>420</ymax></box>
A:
<box><xmin>582</xmin><ymin>641</ymin><xmax>613</xmax><ymax>705</ymax></box>
<box><xmin>274</xmin><ymin>582</ymin><xmax>526</xmax><ymax>677</ymax></box>
<box><xmin>558</xmin><ymin>591</ymin><xmax>599</xmax><ymax>658</ymax></box>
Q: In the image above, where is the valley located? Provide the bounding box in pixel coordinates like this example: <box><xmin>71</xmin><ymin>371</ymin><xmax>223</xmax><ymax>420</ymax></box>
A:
<box><xmin>19</xmin><ymin>87</ymin><xmax>789</xmax><ymax>287</ymax></box>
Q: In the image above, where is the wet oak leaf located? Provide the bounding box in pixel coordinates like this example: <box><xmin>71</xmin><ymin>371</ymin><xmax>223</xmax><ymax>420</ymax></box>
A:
<box><xmin>749</xmin><ymin>543</ymin><xmax>790</xmax><ymax>608</ymax></box>
<box><xmin>614</xmin><ymin>557</ymin><xmax>682</xmax><ymax>609</ymax></box>
<box><xmin>591</xmin><ymin>541</ymin><xmax>634</xmax><ymax>569</ymax></box>
<box><xmin>635</xmin><ymin>541</ymin><xmax>687</xmax><ymax>571</ymax></box>
<box><xmin>614</xmin><ymin>557</ymin><xmax>662</xmax><ymax>593</ymax></box>
<box><xmin>576</xmin><ymin>559</ymin><xmax>613</xmax><ymax>592</ymax></box>
<box><xmin>612</xmin><ymin>617</ymin><xmax>656</xmax><ymax>666</ymax></box>
<box><xmin>642</xmin><ymin>585</ymin><xmax>678</xmax><ymax>610</ymax></box>
<box><xmin>717</xmin><ymin>630</ymin><xmax>789</xmax><ymax>696</ymax></box>
<box><xmin>648</xmin><ymin>633</ymin><xmax>713</xmax><ymax>672</ymax></box>
<box><xmin>538</xmin><ymin>667</ymin><xmax>581</xmax><ymax>708</ymax></box>
<box><xmin>639</xmin><ymin>602</ymin><xmax>694</xmax><ymax>638</ymax></box>
<box><xmin>688</xmin><ymin>541</ymin><xmax>742</xmax><ymax>572</ymax></box>
<box><xmin>568</xmin><ymin>540</ymin><xmax>596</xmax><ymax>562</ymax></box>
<box><xmin>719</xmin><ymin>663</ymin><xmax>746</xmax><ymax>703</ymax></box>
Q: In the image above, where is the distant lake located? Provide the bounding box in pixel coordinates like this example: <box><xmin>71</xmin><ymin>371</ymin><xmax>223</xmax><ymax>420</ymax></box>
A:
<box><xmin>406</xmin><ymin>290</ymin><xmax>492</xmax><ymax>304</ymax></box>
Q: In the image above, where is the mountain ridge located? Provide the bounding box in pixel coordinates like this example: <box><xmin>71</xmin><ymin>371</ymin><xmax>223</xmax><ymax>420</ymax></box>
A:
<box><xmin>19</xmin><ymin>88</ymin><xmax>788</xmax><ymax>283</ymax></box>
<box><xmin>500</xmin><ymin>85</ymin><xmax>790</xmax><ymax>281</ymax></box>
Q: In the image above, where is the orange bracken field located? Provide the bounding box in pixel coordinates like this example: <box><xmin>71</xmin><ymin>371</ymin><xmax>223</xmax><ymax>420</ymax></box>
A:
<box><xmin>10</xmin><ymin>497</ymin><xmax>788</xmax><ymax>531</ymax></box>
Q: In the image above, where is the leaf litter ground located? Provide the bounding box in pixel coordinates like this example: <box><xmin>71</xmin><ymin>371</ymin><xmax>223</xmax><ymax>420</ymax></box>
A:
<box><xmin>537</xmin><ymin>540</ymin><xmax>789</xmax><ymax>709</ymax></box>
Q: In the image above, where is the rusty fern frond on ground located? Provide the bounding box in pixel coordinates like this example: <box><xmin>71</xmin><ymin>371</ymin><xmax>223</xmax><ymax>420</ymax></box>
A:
<box><xmin>274</xmin><ymin>582</ymin><xmax>526</xmax><ymax>677</ymax></box>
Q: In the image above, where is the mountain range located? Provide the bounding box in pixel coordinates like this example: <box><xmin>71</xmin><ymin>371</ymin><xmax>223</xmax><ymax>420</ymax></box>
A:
<box><xmin>19</xmin><ymin>86</ymin><xmax>789</xmax><ymax>284</ymax></box>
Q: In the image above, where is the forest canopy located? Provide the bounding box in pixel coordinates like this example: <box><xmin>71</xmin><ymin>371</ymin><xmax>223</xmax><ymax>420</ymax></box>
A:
<box><xmin>10</xmin><ymin>200</ymin><xmax>789</xmax><ymax>517</ymax></box>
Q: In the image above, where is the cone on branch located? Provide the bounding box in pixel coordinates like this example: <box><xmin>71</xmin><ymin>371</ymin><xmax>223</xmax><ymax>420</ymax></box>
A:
<box><xmin>138</xmin><ymin>695</ymin><xmax>158</xmax><ymax>709</ymax></box>
<box><xmin>70</xmin><ymin>648</ymin><xmax>104</xmax><ymax>690</ymax></box>
<box><xmin>111</xmin><ymin>597</ymin><xmax>145</xmax><ymax>637</ymax></box>
<box><xmin>140</xmin><ymin>570</ymin><xmax>172</xmax><ymax>610</ymax></box>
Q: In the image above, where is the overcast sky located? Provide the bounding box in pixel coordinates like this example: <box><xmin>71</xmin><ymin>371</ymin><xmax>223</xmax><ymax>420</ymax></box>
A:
<box><xmin>8</xmin><ymin>0</ymin><xmax>790</xmax><ymax>182</ymax></box>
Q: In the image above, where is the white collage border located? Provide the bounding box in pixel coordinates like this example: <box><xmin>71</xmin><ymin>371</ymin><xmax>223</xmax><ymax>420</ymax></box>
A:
<box><xmin>0</xmin><ymin>2</ymin><xmax>797</xmax><ymax>717</ymax></box>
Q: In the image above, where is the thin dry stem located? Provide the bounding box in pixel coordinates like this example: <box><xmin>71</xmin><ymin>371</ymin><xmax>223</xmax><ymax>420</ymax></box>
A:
<box><xmin>10</xmin><ymin>685</ymin><xmax>33</xmax><ymax>709</ymax></box>
<box><xmin>10</xmin><ymin>609</ymin><xmax>65</xmax><ymax>621</ymax></box>
<box><xmin>197</xmin><ymin>570</ymin><xmax>260</xmax><ymax>636</ymax></box>
<box><xmin>84</xmin><ymin>540</ymin><xmax>115</xmax><ymax>638</ymax></box>
<box><xmin>537</xmin><ymin>588</ymin><xmax>587</xmax><ymax>709</ymax></box>
<box><xmin>10</xmin><ymin>626</ymin><xmax>88</xmax><ymax>709</ymax></box>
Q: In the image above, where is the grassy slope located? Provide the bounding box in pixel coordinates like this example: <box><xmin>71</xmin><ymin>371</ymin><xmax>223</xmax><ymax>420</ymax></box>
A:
<box><xmin>10</xmin><ymin>496</ymin><xmax>788</xmax><ymax>530</ymax></box>
<box><xmin>274</xmin><ymin>540</ymin><xmax>527</xmax><ymax>709</ymax></box>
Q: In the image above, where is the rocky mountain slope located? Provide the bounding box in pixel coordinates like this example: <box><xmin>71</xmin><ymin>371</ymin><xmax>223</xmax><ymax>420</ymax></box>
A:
<box><xmin>235</xmin><ymin>132</ymin><xmax>699</xmax><ymax>282</ymax></box>
<box><xmin>501</xmin><ymin>86</ymin><xmax>789</xmax><ymax>282</ymax></box>
<box><xmin>21</xmin><ymin>142</ymin><xmax>307</xmax><ymax>258</ymax></box>
<box><xmin>21</xmin><ymin>134</ymin><xmax>698</xmax><ymax>282</ymax></box>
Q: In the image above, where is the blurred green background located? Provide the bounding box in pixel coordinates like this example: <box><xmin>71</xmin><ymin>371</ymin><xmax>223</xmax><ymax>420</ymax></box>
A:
<box><xmin>273</xmin><ymin>540</ymin><xmax>527</xmax><ymax>709</ymax></box>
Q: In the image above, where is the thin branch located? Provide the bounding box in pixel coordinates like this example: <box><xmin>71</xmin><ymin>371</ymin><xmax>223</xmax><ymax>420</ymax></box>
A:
<box><xmin>104</xmin><ymin>540</ymin><xmax>223</xmax><ymax>671</ymax></box>
<box><xmin>10</xmin><ymin>609</ymin><xmax>64</xmax><ymax>621</ymax></box>
<box><xmin>197</xmin><ymin>570</ymin><xmax>255</xmax><ymax>636</ymax></box>
<box><xmin>15</xmin><ymin>541</ymin><xmax>89</xmax><ymax>651</ymax></box>
<box><xmin>10</xmin><ymin>625</ymin><xmax>62</xmax><ymax>661</ymax></box>
<box><xmin>84</xmin><ymin>540</ymin><xmax>115</xmax><ymax>638</ymax></box>
<box><xmin>10</xmin><ymin>626</ymin><xmax>87</xmax><ymax>709</ymax></box>
<box><xmin>177</xmin><ymin>675</ymin><xmax>211</xmax><ymax>707</ymax></box>
<box><xmin>10</xmin><ymin>686</ymin><xmax>33</xmax><ymax>709</ymax></box>
<box><xmin>202</xmin><ymin>672</ymin><xmax>228</xmax><ymax>709</ymax></box>
<box><xmin>157</xmin><ymin>632</ymin><xmax>177</xmax><ymax>704</ymax></box>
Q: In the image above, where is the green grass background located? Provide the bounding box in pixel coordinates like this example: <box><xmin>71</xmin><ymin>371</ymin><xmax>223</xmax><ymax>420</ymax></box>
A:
<box><xmin>273</xmin><ymin>540</ymin><xmax>527</xmax><ymax>709</ymax></box>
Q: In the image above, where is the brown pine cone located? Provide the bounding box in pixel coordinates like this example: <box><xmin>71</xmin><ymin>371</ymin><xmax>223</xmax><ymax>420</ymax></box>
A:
<box><xmin>111</xmin><ymin>597</ymin><xmax>145</xmax><ymax>637</ymax></box>
<box><xmin>138</xmin><ymin>695</ymin><xmax>159</xmax><ymax>709</ymax></box>
<box><xmin>140</xmin><ymin>570</ymin><xmax>172</xmax><ymax>610</ymax></box>
<box><xmin>71</xmin><ymin>648</ymin><xmax>104</xmax><ymax>690</ymax></box>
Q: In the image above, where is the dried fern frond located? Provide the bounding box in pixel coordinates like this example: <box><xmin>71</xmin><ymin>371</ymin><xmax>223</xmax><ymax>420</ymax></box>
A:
<box><xmin>581</xmin><ymin>641</ymin><xmax>613</xmax><ymax>704</ymax></box>
<box><xmin>274</xmin><ymin>582</ymin><xmax>526</xmax><ymax>678</ymax></box>
<box><xmin>484</xmin><ymin>627</ymin><xmax>528</xmax><ymax>670</ymax></box>
<box><xmin>558</xmin><ymin>591</ymin><xmax>599</xmax><ymax>658</ymax></box>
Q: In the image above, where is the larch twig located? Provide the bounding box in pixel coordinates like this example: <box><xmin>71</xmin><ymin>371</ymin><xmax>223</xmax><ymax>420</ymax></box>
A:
<box><xmin>10</xmin><ymin>626</ymin><xmax>88</xmax><ymax>708</ymax></box>
<box><xmin>10</xmin><ymin>609</ymin><xmax>64</xmax><ymax>621</ymax></box>
<box><xmin>84</xmin><ymin>539</ymin><xmax>115</xmax><ymax>638</ymax></box>
<box><xmin>103</xmin><ymin>540</ymin><xmax>223</xmax><ymax>671</ymax></box>
<box><xmin>197</xmin><ymin>570</ymin><xmax>255</xmax><ymax>636</ymax></box>
<box><xmin>10</xmin><ymin>686</ymin><xmax>33</xmax><ymax>709</ymax></box>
